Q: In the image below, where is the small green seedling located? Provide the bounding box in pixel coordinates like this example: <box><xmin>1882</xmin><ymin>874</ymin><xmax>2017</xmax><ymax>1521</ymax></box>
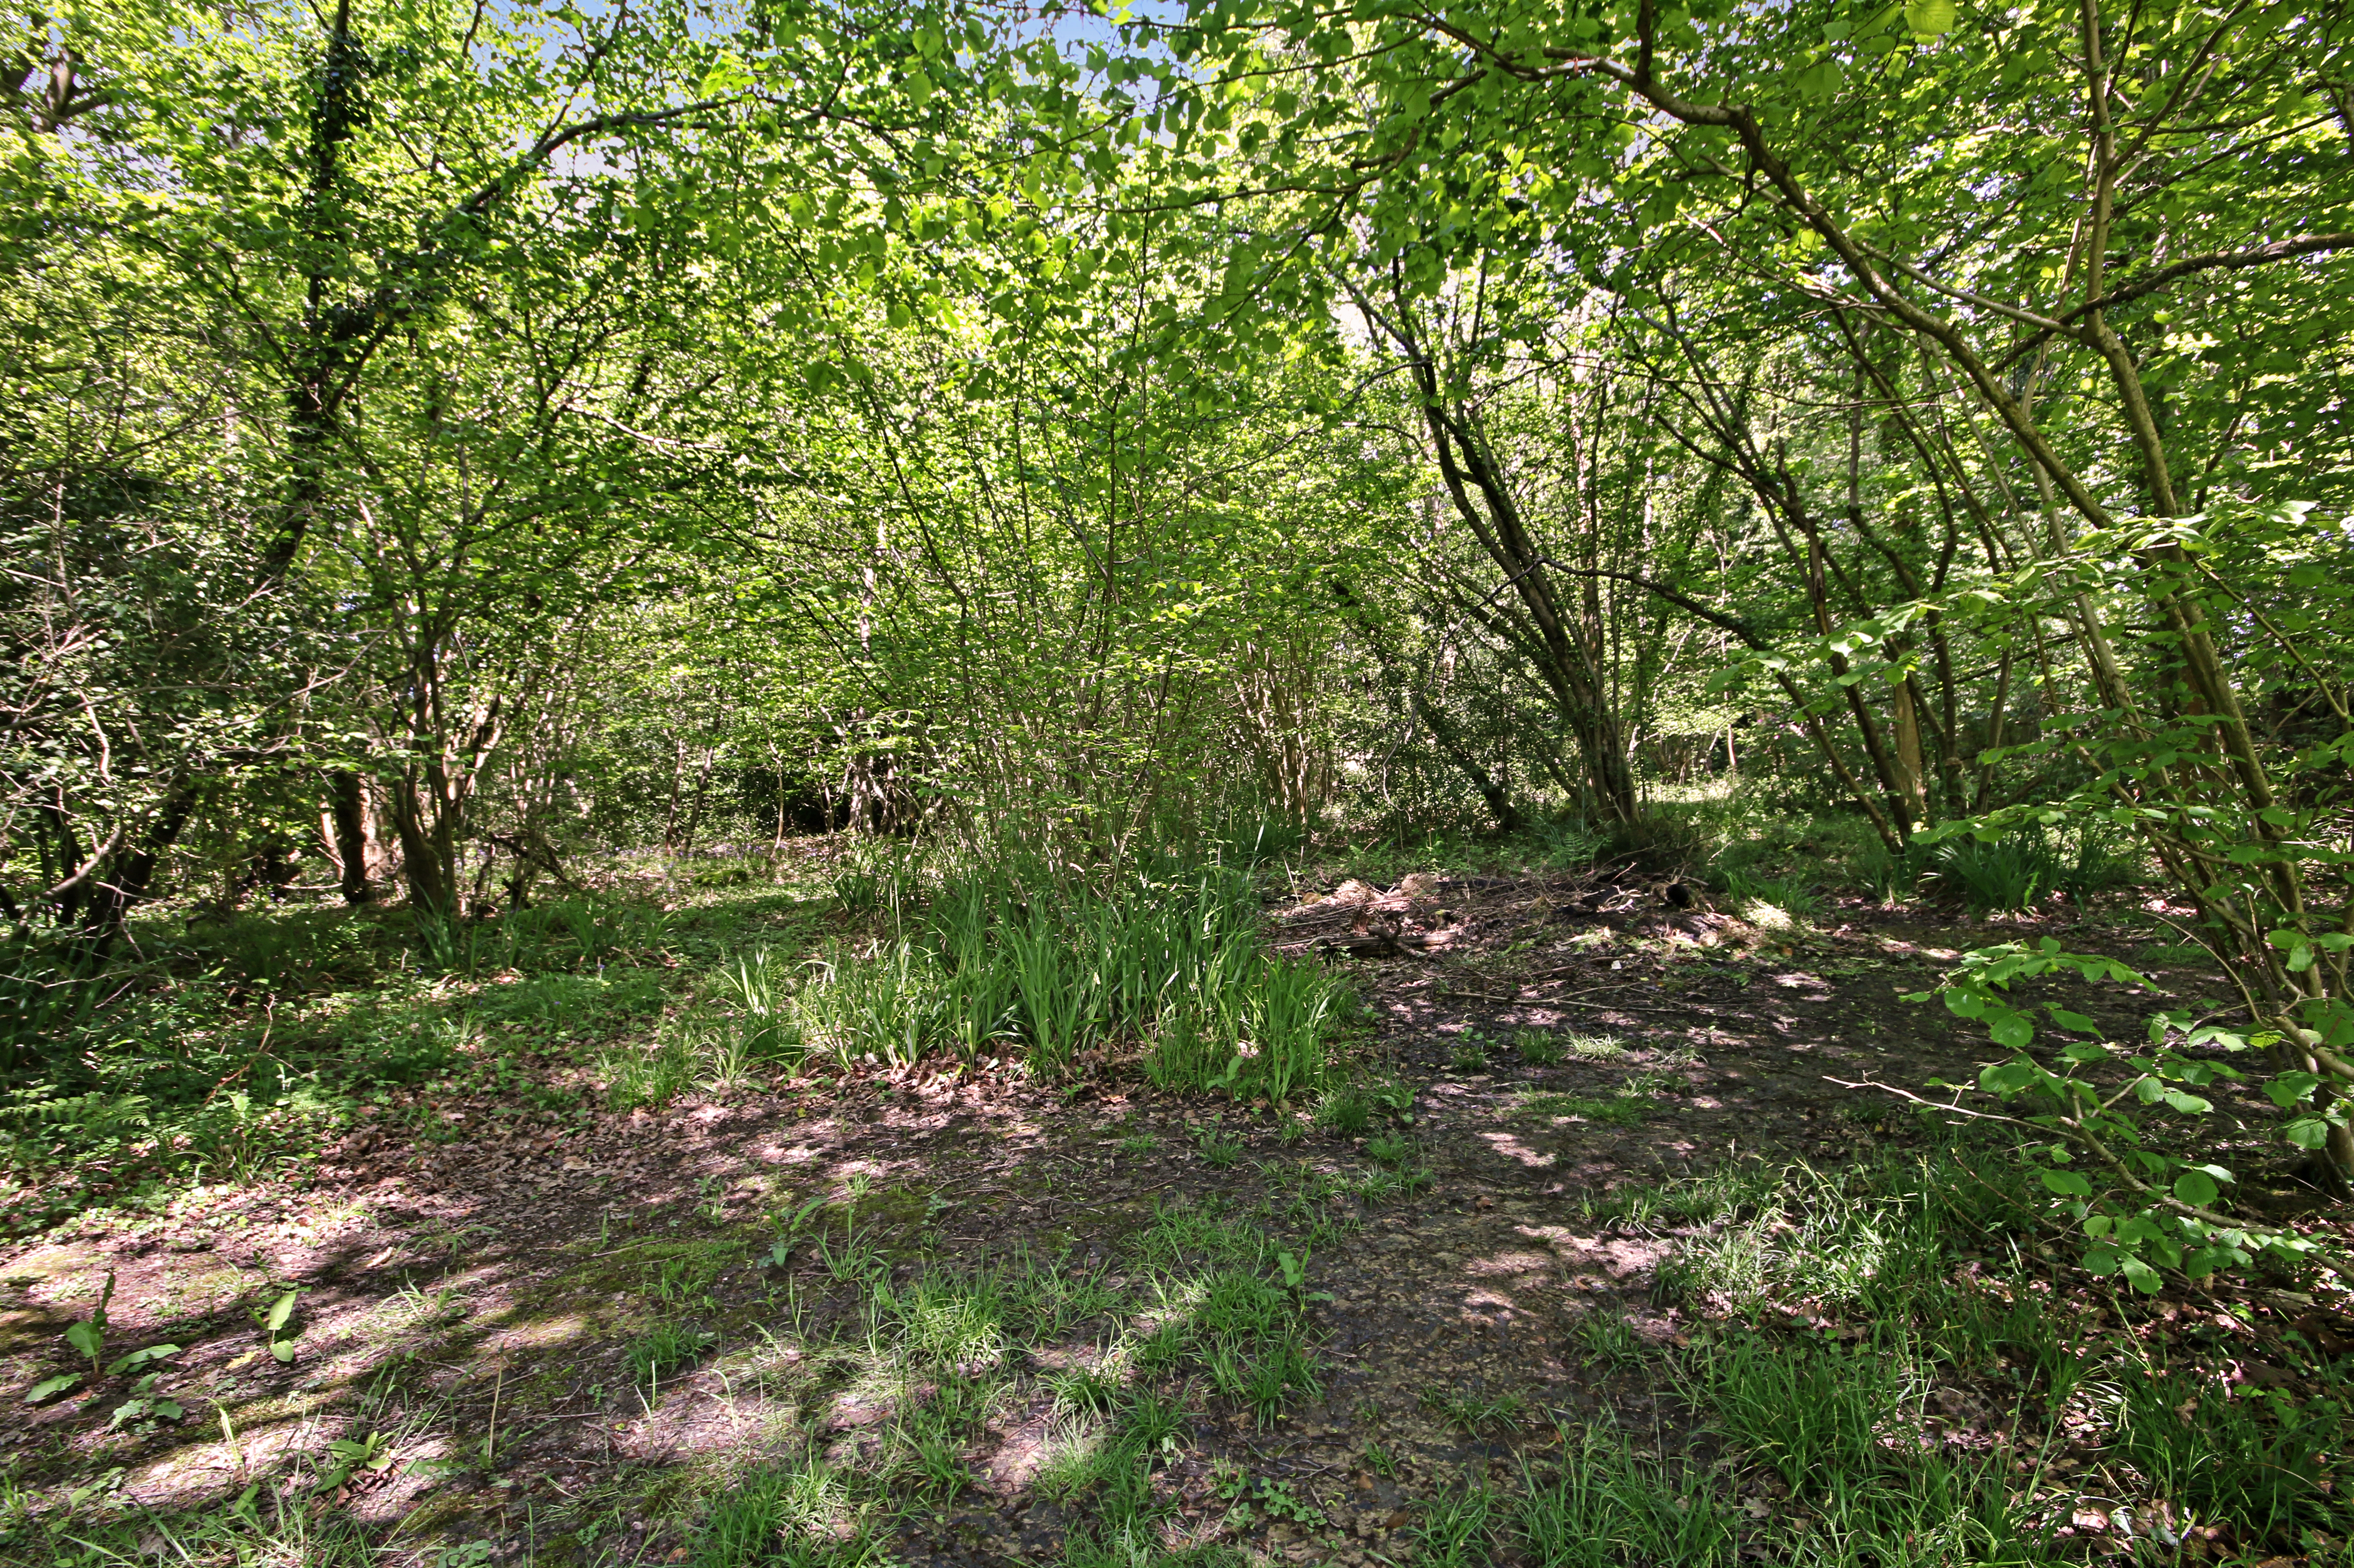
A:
<box><xmin>1194</xmin><ymin>1125</ymin><xmax>1243</xmax><ymax>1167</ymax></box>
<box><xmin>316</xmin><ymin>1430</ymin><xmax>397</xmax><ymax>1491</ymax></box>
<box><xmin>105</xmin><ymin>1373</ymin><xmax>184</xmax><ymax>1432</ymax></box>
<box><xmin>65</xmin><ymin>1270</ymin><xmax>116</xmax><ymax>1375</ymax></box>
<box><xmin>251</xmin><ymin>1287</ymin><xmax>303</xmax><ymax>1363</ymax></box>
<box><xmin>1216</xmin><ymin>1463</ymin><xmax>1329</xmax><ymax>1528</ymax></box>
<box><xmin>768</xmin><ymin>1194</ymin><xmax>829</xmax><ymax>1266</ymax></box>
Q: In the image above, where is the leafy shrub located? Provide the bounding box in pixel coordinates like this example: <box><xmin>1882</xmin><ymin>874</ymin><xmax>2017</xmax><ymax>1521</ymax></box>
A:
<box><xmin>1719</xmin><ymin>867</ymin><xmax>1823</xmax><ymax>921</ymax></box>
<box><xmin>1929</xmin><ymin>834</ymin><xmax>2060</xmax><ymax>913</ymax></box>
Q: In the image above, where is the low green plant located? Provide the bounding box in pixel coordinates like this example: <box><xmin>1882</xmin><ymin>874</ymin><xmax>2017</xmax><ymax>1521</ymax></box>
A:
<box><xmin>1366</xmin><ymin>1074</ymin><xmax>1417</xmax><ymax>1117</ymax></box>
<box><xmin>1929</xmin><ymin>833</ymin><xmax>2060</xmax><ymax>914</ymax></box>
<box><xmin>693</xmin><ymin>1459</ymin><xmax>873</xmax><ymax>1568</ymax></box>
<box><xmin>1216</xmin><ymin>1466</ymin><xmax>1328</xmax><ymax>1527</ymax></box>
<box><xmin>2106</xmin><ymin>1352</ymin><xmax>2347</xmax><ymax>1547</ymax></box>
<box><xmin>1316</xmin><ymin>1087</ymin><xmax>1372</xmax><ymax>1134</ymax></box>
<box><xmin>1572</xmin><ymin>1311</ymin><xmax>1645</xmax><ymax>1369</ymax></box>
<box><xmin>1720</xmin><ymin>867</ymin><xmax>1824</xmax><ymax>922</ymax></box>
<box><xmin>1411</xmin><ymin>1481</ymin><xmax>1500</xmax><ymax>1568</ymax></box>
<box><xmin>625</xmin><ymin>1319</ymin><xmax>716</xmax><ymax>1391</ymax></box>
<box><xmin>1514</xmin><ymin>1027</ymin><xmax>1563</xmax><ymax>1066</ymax></box>
<box><xmin>1561</xmin><ymin>1032</ymin><xmax>1627</xmax><ymax>1062</ymax></box>
<box><xmin>65</xmin><ymin>1269</ymin><xmax>115</xmax><ymax>1376</ymax></box>
<box><xmin>1047</xmin><ymin>1363</ymin><xmax>1123</xmax><ymax>1415</ymax></box>
<box><xmin>1515</xmin><ymin>1090</ymin><xmax>1647</xmax><ymax>1126</ymax></box>
<box><xmin>1422</xmin><ymin>1387</ymin><xmax>1525</xmax><ymax>1431</ymax></box>
<box><xmin>104</xmin><ymin>1370</ymin><xmax>185</xmax><ymax>1432</ymax></box>
<box><xmin>708</xmin><ymin>946</ymin><xmax>803</xmax><ymax>1067</ymax></box>
<box><xmin>600</xmin><ymin>1027</ymin><xmax>696</xmax><ymax>1112</ymax></box>
<box><xmin>314</xmin><ymin>1430</ymin><xmax>396</xmax><ymax>1492</ymax></box>
<box><xmin>1518</xmin><ymin>1423</ymin><xmax>1738</xmax><ymax>1568</ymax></box>
<box><xmin>249</xmin><ymin>1285</ymin><xmax>302</xmax><ymax>1364</ymax></box>
<box><xmin>1193</xmin><ymin>1126</ymin><xmax>1243</xmax><ymax>1167</ymax></box>
<box><xmin>1348</xmin><ymin>1161</ymin><xmax>1432</xmax><ymax>1203</ymax></box>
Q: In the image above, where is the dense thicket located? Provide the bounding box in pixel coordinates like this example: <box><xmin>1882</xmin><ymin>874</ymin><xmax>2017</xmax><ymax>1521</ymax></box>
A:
<box><xmin>3</xmin><ymin>0</ymin><xmax>2352</xmax><ymax>1280</ymax></box>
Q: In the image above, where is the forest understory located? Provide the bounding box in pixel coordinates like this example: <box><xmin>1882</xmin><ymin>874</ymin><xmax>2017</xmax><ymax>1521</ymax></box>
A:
<box><xmin>8</xmin><ymin>0</ymin><xmax>2354</xmax><ymax>1561</ymax></box>
<box><xmin>3</xmin><ymin>842</ymin><xmax>2348</xmax><ymax>1568</ymax></box>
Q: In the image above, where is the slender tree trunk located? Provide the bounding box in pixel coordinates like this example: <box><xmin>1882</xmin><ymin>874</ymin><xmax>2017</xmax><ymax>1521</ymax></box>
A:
<box><xmin>388</xmin><ymin>770</ymin><xmax>458</xmax><ymax>917</ymax></box>
<box><xmin>328</xmin><ymin>770</ymin><xmax>373</xmax><ymax>904</ymax></box>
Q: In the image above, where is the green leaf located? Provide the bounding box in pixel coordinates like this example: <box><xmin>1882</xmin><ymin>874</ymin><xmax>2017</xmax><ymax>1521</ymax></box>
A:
<box><xmin>1980</xmin><ymin>1059</ymin><xmax>2037</xmax><ymax>1094</ymax></box>
<box><xmin>2172</xmin><ymin>1170</ymin><xmax>2220</xmax><ymax>1207</ymax></box>
<box><xmin>270</xmin><ymin>1340</ymin><xmax>296</xmax><ymax>1365</ymax></box>
<box><xmin>1904</xmin><ymin>0</ymin><xmax>1957</xmax><ymax>34</ymax></box>
<box><xmin>1989</xmin><ymin>1011</ymin><xmax>2034</xmax><ymax>1049</ymax></box>
<box><xmin>2039</xmin><ymin>1169</ymin><xmax>2092</xmax><ymax>1197</ymax></box>
<box><xmin>107</xmin><ymin>1344</ymin><xmax>182</xmax><ymax>1376</ymax></box>
<box><xmin>2266</xmin><ymin>1071</ymin><xmax>2321</xmax><ymax>1109</ymax></box>
<box><xmin>25</xmin><ymin>1373</ymin><xmax>82</xmax><ymax>1404</ymax></box>
<box><xmin>1794</xmin><ymin>59</ymin><xmax>1845</xmax><ymax>99</ymax></box>
<box><xmin>64</xmin><ymin>1321</ymin><xmax>104</xmax><ymax>1363</ymax></box>
<box><xmin>2285</xmin><ymin>1116</ymin><xmax>2332</xmax><ymax>1150</ymax></box>
<box><xmin>265</xmin><ymin>1290</ymin><xmax>300</xmax><ymax>1336</ymax></box>
<box><xmin>2047</xmin><ymin>1008</ymin><xmax>2099</xmax><ymax>1033</ymax></box>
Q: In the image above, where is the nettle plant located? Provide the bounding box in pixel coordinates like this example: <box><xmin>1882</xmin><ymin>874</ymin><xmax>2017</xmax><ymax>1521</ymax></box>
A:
<box><xmin>1922</xmin><ymin>940</ymin><xmax>2351</xmax><ymax>1291</ymax></box>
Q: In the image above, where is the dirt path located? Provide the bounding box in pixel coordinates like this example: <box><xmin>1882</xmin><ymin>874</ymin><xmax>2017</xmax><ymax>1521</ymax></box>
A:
<box><xmin>0</xmin><ymin>879</ymin><xmax>2297</xmax><ymax>1565</ymax></box>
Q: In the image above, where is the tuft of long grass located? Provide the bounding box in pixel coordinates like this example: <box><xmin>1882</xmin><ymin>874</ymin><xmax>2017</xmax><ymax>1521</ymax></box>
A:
<box><xmin>692</xmin><ymin>1460</ymin><xmax>876</xmax><ymax>1568</ymax></box>
<box><xmin>1518</xmin><ymin>1421</ymin><xmax>1738</xmax><ymax>1568</ymax></box>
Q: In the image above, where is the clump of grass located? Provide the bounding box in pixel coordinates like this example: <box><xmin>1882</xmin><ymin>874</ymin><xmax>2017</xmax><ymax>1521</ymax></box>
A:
<box><xmin>1515</xmin><ymin>1090</ymin><xmax>1647</xmax><ymax>1126</ymax></box>
<box><xmin>1350</xmin><ymin>1161</ymin><xmax>1432</xmax><ymax>1202</ymax></box>
<box><xmin>1411</xmin><ymin>1481</ymin><xmax>1500</xmax><ymax>1568</ymax></box>
<box><xmin>1193</xmin><ymin>1127</ymin><xmax>1243</xmax><ymax>1167</ymax></box>
<box><xmin>1608</xmin><ymin>1146</ymin><xmax>2354</xmax><ymax>1563</ymax></box>
<box><xmin>1450</xmin><ymin>1038</ymin><xmax>1488</xmax><ymax>1073</ymax></box>
<box><xmin>706</xmin><ymin>945</ymin><xmax>803</xmax><ymax>1068</ymax></box>
<box><xmin>626</xmin><ymin>1319</ymin><xmax>716</xmax><ymax>1388</ymax></box>
<box><xmin>1514</xmin><ymin>1027</ymin><xmax>1563</xmax><ymax>1066</ymax></box>
<box><xmin>1572</xmin><ymin>1311</ymin><xmax>1646</xmax><ymax>1369</ymax></box>
<box><xmin>1928</xmin><ymin>834</ymin><xmax>2058</xmax><ymax>914</ymax></box>
<box><xmin>1421</xmin><ymin>1387</ymin><xmax>1526</xmax><ymax>1431</ymax></box>
<box><xmin>692</xmin><ymin>1459</ymin><xmax>873</xmax><ymax>1568</ymax></box>
<box><xmin>600</xmin><ymin>1026</ymin><xmax>697</xmax><ymax>1112</ymax></box>
<box><xmin>1316</xmin><ymin>1087</ymin><xmax>1372</xmax><ymax>1134</ymax></box>
<box><xmin>1518</xmin><ymin>1422</ymin><xmax>1738</xmax><ymax>1568</ymax></box>
<box><xmin>1719</xmin><ymin>867</ymin><xmax>1824</xmax><ymax>923</ymax></box>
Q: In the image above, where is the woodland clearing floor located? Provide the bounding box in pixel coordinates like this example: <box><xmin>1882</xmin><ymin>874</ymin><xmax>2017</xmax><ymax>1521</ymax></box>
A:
<box><xmin>3</xmin><ymin>868</ymin><xmax>2351</xmax><ymax>1566</ymax></box>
